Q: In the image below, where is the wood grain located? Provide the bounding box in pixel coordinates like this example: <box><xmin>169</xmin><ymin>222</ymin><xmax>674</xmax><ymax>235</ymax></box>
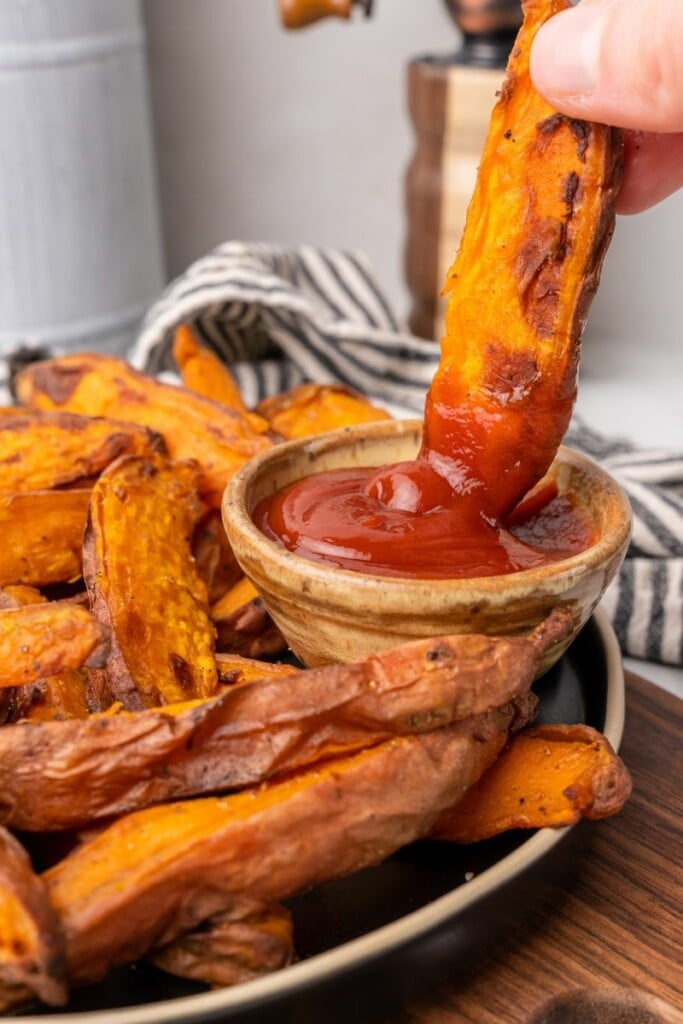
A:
<box><xmin>388</xmin><ymin>672</ymin><xmax>683</xmax><ymax>1024</ymax></box>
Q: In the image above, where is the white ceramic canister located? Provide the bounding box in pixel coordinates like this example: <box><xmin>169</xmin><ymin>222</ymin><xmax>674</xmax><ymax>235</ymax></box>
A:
<box><xmin>0</xmin><ymin>0</ymin><xmax>165</xmax><ymax>357</ymax></box>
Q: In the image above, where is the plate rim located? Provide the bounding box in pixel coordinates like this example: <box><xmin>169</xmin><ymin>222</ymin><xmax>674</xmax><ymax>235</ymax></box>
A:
<box><xmin>11</xmin><ymin>606</ymin><xmax>624</xmax><ymax>1024</ymax></box>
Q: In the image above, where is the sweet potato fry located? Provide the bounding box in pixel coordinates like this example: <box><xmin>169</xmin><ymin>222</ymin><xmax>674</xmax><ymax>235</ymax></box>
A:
<box><xmin>0</xmin><ymin>610</ymin><xmax>571</xmax><ymax>831</ymax></box>
<box><xmin>150</xmin><ymin>899</ymin><xmax>293</xmax><ymax>988</ymax></box>
<box><xmin>14</xmin><ymin>353</ymin><xmax>271</xmax><ymax>508</ymax></box>
<box><xmin>0</xmin><ymin>489</ymin><xmax>90</xmax><ymax>587</ymax></box>
<box><xmin>7</xmin><ymin>671</ymin><xmax>89</xmax><ymax>724</ymax></box>
<box><xmin>0</xmin><ymin>410</ymin><xmax>163</xmax><ymax>494</ymax></box>
<box><xmin>173</xmin><ymin>325</ymin><xmax>268</xmax><ymax>434</ymax></box>
<box><xmin>193</xmin><ymin>510</ymin><xmax>243</xmax><ymax>603</ymax></box>
<box><xmin>212</xmin><ymin>577</ymin><xmax>287</xmax><ymax>658</ymax></box>
<box><xmin>0</xmin><ymin>588</ymin><xmax>89</xmax><ymax>723</ymax></box>
<box><xmin>431</xmin><ymin>724</ymin><xmax>632</xmax><ymax>843</ymax></box>
<box><xmin>214</xmin><ymin>653</ymin><xmax>297</xmax><ymax>687</ymax></box>
<box><xmin>256</xmin><ymin>383</ymin><xmax>390</xmax><ymax>440</ymax></box>
<box><xmin>45</xmin><ymin>701</ymin><xmax>532</xmax><ymax>986</ymax></box>
<box><xmin>0</xmin><ymin>586</ymin><xmax>46</xmax><ymax>609</ymax></box>
<box><xmin>0</xmin><ymin>827</ymin><xmax>66</xmax><ymax>1012</ymax></box>
<box><xmin>83</xmin><ymin>453</ymin><xmax>218</xmax><ymax>709</ymax></box>
<box><xmin>423</xmin><ymin>0</ymin><xmax>623</xmax><ymax>517</ymax></box>
<box><xmin>0</xmin><ymin>603</ymin><xmax>108</xmax><ymax>690</ymax></box>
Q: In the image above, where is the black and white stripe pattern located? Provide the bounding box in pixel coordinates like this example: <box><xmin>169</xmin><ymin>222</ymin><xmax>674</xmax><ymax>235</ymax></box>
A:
<box><xmin>2</xmin><ymin>242</ymin><xmax>682</xmax><ymax>666</ymax></box>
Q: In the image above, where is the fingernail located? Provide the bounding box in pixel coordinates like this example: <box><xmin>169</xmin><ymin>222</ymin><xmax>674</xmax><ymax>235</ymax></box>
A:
<box><xmin>532</xmin><ymin>5</ymin><xmax>606</xmax><ymax>98</ymax></box>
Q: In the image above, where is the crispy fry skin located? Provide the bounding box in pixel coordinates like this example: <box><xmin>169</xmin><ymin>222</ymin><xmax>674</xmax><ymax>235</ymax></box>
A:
<box><xmin>432</xmin><ymin>724</ymin><xmax>633</xmax><ymax>842</ymax></box>
<box><xmin>45</xmin><ymin>702</ymin><xmax>532</xmax><ymax>986</ymax></box>
<box><xmin>256</xmin><ymin>383</ymin><xmax>391</xmax><ymax>440</ymax></box>
<box><xmin>193</xmin><ymin>511</ymin><xmax>243</xmax><ymax>604</ymax></box>
<box><xmin>0</xmin><ymin>489</ymin><xmax>90</xmax><ymax>587</ymax></box>
<box><xmin>83</xmin><ymin>454</ymin><xmax>218</xmax><ymax>709</ymax></box>
<box><xmin>0</xmin><ymin>603</ymin><xmax>108</xmax><ymax>690</ymax></box>
<box><xmin>14</xmin><ymin>353</ymin><xmax>271</xmax><ymax>508</ymax></box>
<box><xmin>150</xmin><ymin>900</ymin><xmax>293</xmax><ymax>988</ymax></box>
<box><xmin>0</xmin><ymin>411</ymin><xmax>163</xmax><ymax>494</ymax></box>
<box><xmin>0</xmin><ymin>610</ymin><xmax>570</xmax><ymax>831</ymax></box>
<box><xmin>173</xmin><ymin>325</ymin><xmax>268</xmax><ymax>434</ymax></box>
<box><xmin>422</xmin><ymin>0</ymin><xmax>623</xmax><ymax>518</ymax></box>
<box><xmin>0</xmin><ymin>827</ymin><xmax>66</xmax><ymax>1012</ymax></box>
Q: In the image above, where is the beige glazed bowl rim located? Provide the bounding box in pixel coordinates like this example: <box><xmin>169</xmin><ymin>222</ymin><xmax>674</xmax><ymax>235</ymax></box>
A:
<box><xmin>222</xmin><ymin>418</ymin><xmax>632</xmax><ymax>608</ymax></box>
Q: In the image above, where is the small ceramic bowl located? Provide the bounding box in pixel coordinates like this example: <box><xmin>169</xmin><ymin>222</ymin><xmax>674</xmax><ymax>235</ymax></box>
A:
<box><xmin>222</xmin><ymin>419</ymin><xmax>631</xmax><ymax>670</ymax></box>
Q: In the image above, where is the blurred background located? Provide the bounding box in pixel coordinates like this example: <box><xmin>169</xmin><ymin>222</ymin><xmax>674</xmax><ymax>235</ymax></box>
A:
<box><xmin>1</xmin><ymin>0</ymin><xmax>681</xmax><ymax>444</ymax></box>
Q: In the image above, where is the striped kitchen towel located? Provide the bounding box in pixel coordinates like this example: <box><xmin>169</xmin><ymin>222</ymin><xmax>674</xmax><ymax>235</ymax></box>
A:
<box><xmin>131</xmin><ymin>241</ymin><xmax>683</xmax><ymax>667</ymax></box>
<box><xmin>3</xmin><ymin>241</ymin><xmax>682</xmax><ymax>666</ymax></box>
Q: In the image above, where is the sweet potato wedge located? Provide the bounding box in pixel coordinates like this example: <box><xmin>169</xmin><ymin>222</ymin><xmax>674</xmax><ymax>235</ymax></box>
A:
<box><xmin>0</xmin><ymin>410</ymin><xmax>163</xmax><ymax>494</ymax></box>
<box><xmin>83</xmin><ymin>453</ymin><xmax>217</xmax><ymax>709</ymax></box>
<box><xmin>432</xmin><ymin>724</ymin><xmax>632</xmax><ymax>842</ymax></box>
<box><xmin>149</xmin><ymin>899</ymin><xmax>293</xmax><ymax>988</ymax></box>
<box><xmin>0</xmin><ymin>603</ymin><xmax>108</xmax><ymax>690</ymax></box>
<box><xmin>256</xmin><ymin>383</ymin><xmax>391</xmax><ymax>440</ymax></box>
<box><xmin>0</xmin><ymin>489</ymin><xmax>90</xmax><ymax>587</ymax></box>
<box><xmin>214</xmin><ymin>653</ymin><xmax>297</xmax><ymax>687</ymax></box>
<box><xmin>0</xmin><ymin>827</ymin><xmax>66</xmax><ymax>1012</ymax></box>
<box><xmin>0</xmin><ymin>611</ymin><xmax>571</xmax><ymax>831</ymax></box>
<box><xmin>422</xmin><ymin>0</ymin><xmax>623</xmax><ymax>517</ymax></box>
<box><xmin>212</xmin><ymin>577</ymin><xmax>287</xmax><ymax>658</ymax></box>
<box><xmin>173</xmin><ymin>325</ymin><xmax>268</xmax><ymax>434</ymax></box>
<box><xmin>193</xmin><ymin>510</ymin><xmax>243</xmax><ymax>604</ymax></box>
<box><xmin>14</xmin><ymin>353</ymin><xmax>271</xmax><ymax>508</ymax></box>
<box><xmin>45</xmin><ymin>701</ymin><xmax>532</xmax><ymax>986</ymax></box>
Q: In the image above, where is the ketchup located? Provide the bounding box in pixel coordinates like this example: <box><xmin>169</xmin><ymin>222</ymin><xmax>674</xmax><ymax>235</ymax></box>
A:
<box><xmin>252</xmin><ymin>459</ymin><xmax>596</xmax><ymax>581</ymax></box>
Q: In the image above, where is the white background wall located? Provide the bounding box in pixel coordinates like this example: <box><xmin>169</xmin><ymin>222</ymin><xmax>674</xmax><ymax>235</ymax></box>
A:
<box><xmin>143</xmin><ymin>0</ymin><xmax>683</xmax><ymax>445</ymax></box>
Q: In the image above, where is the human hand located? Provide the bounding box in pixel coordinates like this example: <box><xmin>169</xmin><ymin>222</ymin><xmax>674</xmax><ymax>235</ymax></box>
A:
<box><xmin>530</xmin><ymin>0</ymin><xmax>683</xmax><ymax>214</ymax></box>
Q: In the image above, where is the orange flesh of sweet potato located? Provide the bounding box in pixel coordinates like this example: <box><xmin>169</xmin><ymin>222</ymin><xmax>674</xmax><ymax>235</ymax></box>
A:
<box><xmin>14</xmin><ymin>353</ymin><xmax>271</xmax><ymax>508</ymax></box>
<box><xmin>256</xmin><ymin>383</ymin><xmax>391</xmax><ymax>440</ymax></box>
<box><xmin>0</xmin><ymin>610</ymin><xmax>570</xmax><ymax>831</ymax></box>
<box><xmin>214</xmin><ymin>652</ymin><xmax>297</xmax><ymax>687</ymax></box>
<box><xmin>0</xmin><ymin>603</ymin><xmax>108</xmax><ymax>690</ymax></box>
<box><xmin>431</xmin><ymin>724</ymin><xmax>633</xmax><ymax>843</ymax></box>
<box><xmin>0</xmin><ymin>827</ymin><xmax>66</xmax><ymax>1011</ymax></box>
<box><xmin>0</xmin><ymin>489</ymin><xmax>90</xmax><ymax>587</ymax></box>
<box><xmin>0</xmin><ymin>411</ymin><xmax>163</xmax><ymax>494</ymax></box>
<box><xmin>45</xmin><ymin>703</ymin><xmax>530</xmax><ymax>985</ymax></box>
<box><xmin>0</xmin><ymin>586</ymin><xmax>46</xmax><ymax>608</ymax></box>
<box><xmin>149</xmin><ymin>899</ymin><xmax>293</xmax><ymax>988</ymax></box>
<box><xmin>212</xmin><ymin>578</ymin><xmax>287</xmax><ymax>659</ymax></box>
<box><xmin>421</xmin><ymin>0</ymin><xmax>623</xmax><ymax>518</ymax></box>
<box><xmin>173</xmin><ymin>325</ymin><xmax>269</xmax><ymax>434</ymax></box>
<box><xmin>83</xmin><ymin>454</ymin><xmax>217</xmax><ymax>709</ymax></box>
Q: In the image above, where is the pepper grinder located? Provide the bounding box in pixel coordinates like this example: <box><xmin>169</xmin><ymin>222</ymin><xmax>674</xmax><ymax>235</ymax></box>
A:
<box><xmin>405</xmin><ymin>0</ymin><xmax>522</xmax><ymax>340</ymax></box>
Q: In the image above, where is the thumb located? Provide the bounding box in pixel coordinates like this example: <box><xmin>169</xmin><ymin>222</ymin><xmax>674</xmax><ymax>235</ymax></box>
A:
<box><xmin>530</xmin><ymin>0</ymin><xmax>683</xmax><ymax>133</ymax></box>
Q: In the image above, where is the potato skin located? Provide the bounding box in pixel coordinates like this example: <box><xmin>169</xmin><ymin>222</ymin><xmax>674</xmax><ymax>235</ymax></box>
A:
<box><xmin>150</xmin><ymin>899</ymin><xmax>293</xmax><ymax>988</ymax></box>
<box><xmin>0</xmin><ymin>618</ymin><xmax>559</xmax><ymax>830</ymax></box>
<box><xmin>46</xmin><ymin>702</ymin><xmax>532</xmax><ymax>986</ymax></box>
<box><xmin>0</xmin><ymin>827</ymin><xmax>66</xmax><ymax>1012</ymax></box>
<box><xmin>83</xmin><ymin>453</ymin><xmax>218</xmax><ymax>709</ymax></box>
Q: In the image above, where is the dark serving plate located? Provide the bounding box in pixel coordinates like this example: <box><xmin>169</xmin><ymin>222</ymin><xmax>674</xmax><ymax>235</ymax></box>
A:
<box><xmin>16</xmin><ymin>608</ymin><xmax>625</xmax><ymax>1024</ymax></box>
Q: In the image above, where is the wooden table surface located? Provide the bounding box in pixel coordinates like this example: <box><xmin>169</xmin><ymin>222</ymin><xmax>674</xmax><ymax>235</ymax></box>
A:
<box><xmin>388</xmin><ymin>672</ymin><xmax>683</xmax><ymax>1024</ymax></box>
